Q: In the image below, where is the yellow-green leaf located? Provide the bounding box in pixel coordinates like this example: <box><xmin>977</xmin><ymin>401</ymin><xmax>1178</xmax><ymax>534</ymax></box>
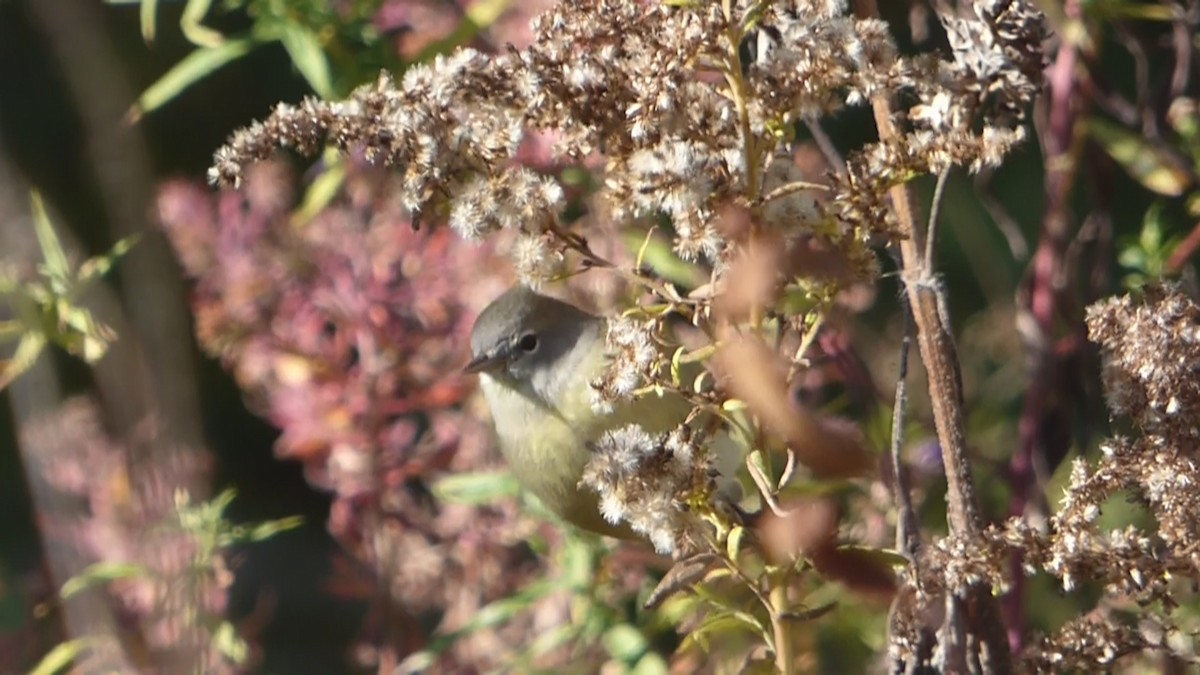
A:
<box><xmin>726</xmin><ymin>525</ymin><xmax>746</xmax><ymax>561</ymax></box>
<box><xmin>293</xmin><ymin>154</ymin><xmax>347</xmax><ymax>225</ymax></box>
<box><xmin>277</xmin><ymin>24</ymin><xmax>334</xmax><ymax>99</ymax></box>
<box><xmin>181</xmin><ymin>0</ymin><xmax>222</xmax><ymax>47</ymax></box>
<box><xmin>1088</xmin><ymin>118</ymin><xmax>1191</xmax><ymax>196</ymax></box>
<box><xmin>30</xmin><ymin>639</ymin><xmax>91</xmax><ymax>675</ymax></box>
<box><xmin>0</xmin><ymin>332</ymin><xmax>47</xmax><ymax>391</ymax></box>
<box><xmin>603</xmin><ymin>624</ymin><xmax>648</xmax><ymax>661</ymax></box>
<box><xmin>212</xmin><ymin>621</ymin><xmax>249</xmax><ymax>663</ymax></box>
<box><xmin>622</xmin><ymin>231</ymin><xmax>705</xmax><ymax>288</ymax></box>
<box><xmin>60</xmin><ymin>562</ymin><xmax>149</xmax><ymax>599</ymax></box>
<box><xmin>836</xmin><ymin>545</ymin><xmax>909</xmax><ymax>568</ymax></box>
<box><xmin>139</xmin><ymin>0</ymin><xmax>158</xmax><ymax>43</ymax></box>
<box><xmin>129</xmin><ymin>39</ymin><xmax>256</xmax><ymax>121</ymax></box>
<box><xmin>77</xmin><ymin>234</ymin><xmax>140</xmax><ymax>284</ymax></box>
<box><xmin>432</xmin><ymin>470</ymin><xmax>520</xmax><ymax>505</ymax></box>
<box><xmin>30</xmin><ymin>192</ymin><xmax>69</xmax><ymax>282</ymax></box>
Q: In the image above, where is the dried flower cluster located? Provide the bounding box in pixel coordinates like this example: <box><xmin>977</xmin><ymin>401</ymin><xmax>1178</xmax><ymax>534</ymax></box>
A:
<box><xmin>589</xmin><ymin>316</ymin><xmax>661</xmax><ymax>413</ymax></box>
<box><xmin>209</xmin><ymin>0</ymin><xmax>1045</xmax><ymax>287</ymax></box>
<box><xmin>581</xmin><ymin>424</ymin><xmax>713</xmax><ymax>554</ymax></box>
<box><xmin>897</xmin><ymin>286</ymin><xmax>1200</xmax><ymax>670</ymax></box>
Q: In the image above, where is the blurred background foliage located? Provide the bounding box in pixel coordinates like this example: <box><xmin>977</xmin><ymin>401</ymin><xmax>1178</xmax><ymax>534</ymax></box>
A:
<box><xmin>0</xmin><ymin>0</ymin><xmax>1198</xmax><ymax>672</ymax></box>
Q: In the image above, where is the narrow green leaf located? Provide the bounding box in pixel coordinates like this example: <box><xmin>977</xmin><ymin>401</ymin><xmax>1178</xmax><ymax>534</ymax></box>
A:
<box><xmin>0</xmin><ymin>320</ymin><xmax>24</xmax><ymax>340</ymax></box>
<box><xmin>277</xmin><ymin>24</ymin><xmax>334</xmax><ymax>98</ymax></box>
<box><xmin>670</xmin><ymin>345</ymin><xmax>685</xmax><ymax>387</ymax></box>
<box><xmin>692</xmin><ymin>585</ymin><xmax>773</xmax><ymax>645</ymax></box>
<box><xmin>721</xmin><ymin>398</ymin><xmax>747</xmax><ymax>412</ymax></box>
<box><xmin>686</xmin><ymin>611</ymin><xmax>766</xmax><ymax>646</ymax></box>
<box><xmin>0</xmin><ymin>332</ymin><xmax>47</xmax><ymax>391</ymax></box>
<box><xmin>525</xmin><ymin>623</ymin><xmax>579</xmax><ymax>659</ymax></box>
<box><xmin>180</xmin><ymin>0</ymin><xmax>223</xmax><ymax>48</ymax></box>
<box><xmin>30</xmin><ymin>639</ymin><xmax>90</xmax><ymax>675</ymax></box>
<box><xmin>29</xmin><ymin>192</ymin><xmax>70</xmax><ymax>281</ymax></box>
<box><xmin>1087</xmin><ymin>0</ymin><xmax>1176</xmax><ymax>21</ymax></box>
<box><xmin>77</xmin><ymin>234</ymin><xmax>141</xmax><ymax>284</ymax></box>
<box><xmin>292</xmin><ymin>155</ymin><xmax>346</xmax><ymax>225</ymax></box>
<box><xmin>644</xmin><ymin>552</ymin><xmax>718</xmax><ymax>609</ymax></box>
<box><xmin>622</xmin><ymin>232</ymin><xmax>705</xmax><ymax>287</ymax></box>
<box><xmin>432</xmin><ymin>470</ymin><xmax>520</xmax><ymax>505</ymax></box>
<box><xmin>412</xmin><ymin>0</ymin><xmax>512</xmax><ymax>63</ymax></box>
<box><xmin>243</xmin><ymin>515</ymin><xmax>304</xmax><ymax>541</ymax></box>
<box><xmin>726</xmin><ymin>525</ymin><xmax>746</xmax><ymax>561</ymax></box>
<box><xmin>140</xmin><ymin>0</ymin><xmax>158</xmax><ymax>43</ymax></box>
<box><xmin>1088</xmin><ymin>118</ymin><xmax>1191</xmax><ymax>196</ymax></box>
<box><xmin>835</xmin><ymin>545</ymin><xmax>909</xmax><ymax>568</ymax></box>
<box><xmin>60</xmin><ymin>562</ymin><xmax>149</xmax><ymax>599</ymax></box>
<box><xmin>129</xmin><ymin>39</ymin><xmax>256</xmax><ymax>120</ymax></box>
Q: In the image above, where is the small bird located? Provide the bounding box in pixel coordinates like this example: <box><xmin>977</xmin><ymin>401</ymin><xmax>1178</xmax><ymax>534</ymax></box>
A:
<box><xmin>465</xmin><ymin>285</ymin><xmax>689</xmax><ymax>538</ymax></box>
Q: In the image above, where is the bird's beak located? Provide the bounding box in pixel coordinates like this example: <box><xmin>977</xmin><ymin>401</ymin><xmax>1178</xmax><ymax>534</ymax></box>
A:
<box><xmin>463</xmin><ymin>350</ymin><xmax>509</xmax><ymax>375</ymax></box>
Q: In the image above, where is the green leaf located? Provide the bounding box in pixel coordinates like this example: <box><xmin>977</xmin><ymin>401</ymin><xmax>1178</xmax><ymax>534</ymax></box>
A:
<box><xmin>30</xmin><ymin>192</ymin><xmax>70</xmax><ymax>282</ymax></box>
<box><xmin>212</xmin><ymin>621</ymin><xmax>249</xmax><ymax>663</ymax></box>
<box><xmin>77</xmin><ymin>234</ymin><xmax>140</xmax><ymax>284</ymax></box>
<box><xmin>432</xmin><ymin>470</ymin><xmax>521</xmax><ymax>505</ymax></box>
<box><xmin>1187</xmin><ymin>193</ymin><xmax>1200</xmax><ymax>218</ymax></box>
<box><xmin>277</xmin><ymin>24</ymin><xmax>334</xmax><ymax>98</ymax></box>
<box><xmin>1088</xmin><ymin>118</ymin><xmax>1192</xmax><ymax>196</ymax></box>
<box><xmin>1085</xmin><ymin>0</ymin><xmax>1177</xmax><ymax>21</ymax></box>
<box><xmin>293</xmin><ymin>154</ymin><xmax>347</xmax><ymax>225</ymax></box>
<box><xmin>603</xmin><ymin>623</ymin><xmax>649</xmax><ymax>662</ymax></box>
<box><xmin>682</xmin><ymin>610</ymin><xmax>767</xmax><ymax>650</ymax></box>
<box><xmin>243</xmin><ymin>515</ymin><xmax>304</xmax><ymax>541</ymax></box>
<box><xmin>29</xmin><ymin>639</ymin><xmax>91</xmax><ymax>675</ymax></box>
<box><xmin>721</xmin><ymin>398</ymin><xmax>747</xmax><ymax>412</ymax></box>
<box><xmin>562</xmin><ymin>534</ymin><xmax>596</xmax><ymax>589</ymax></box>
<box><xmin>622</xmin><ymin>232</ymin><xmax>705</xmax><ymax>288</ymax></box>
<box><xmin>643</xmin><ymin>552</ymin><xmax>718</xmax><ymax>609</ymax></box>
<box><xmin>670</xmin><ymin>345</ymin><xmax>685</xmax><ymax>387</ymax></box>
<box><xmin>524</xmin><ymin>623</ymin><xmax>579</xmax><ymax>659</ymax></box>
<box><xmin>692</xmin><ymin>585</ymin><xmax>772</xmax><ymax>645</ymax></box>
<box><xmin>129</xmin><ymin>39</ymin><xmax>256</xmax><ymax>121</ymax></box>
<box><xmin>60</xmin><ymin>562</ymin><xmax>150</xmax><ymax>599</ymax></box>
<box><xmin>631</xmin><ymin>652</ymin><xmax>669</xmax><ymax>675</ymax></box>
<box><xmin>412</xmin><ymin>0</ymin><xmax>512</xmax><ymax>63</ymax></box>
<box><xmin>835</xmin><ymin>545</ymin><xmax>909</xmax><ymax>568</ymax></box>
<box><xmin>726</xmin><ymin>525</ymin><xmax>746</xmax><ymax>561</ymax></box>
<box><xmin>0</xmin><ymin>332</ymin><xmax>47</xmax><ymax>391</ymax></box>
<box><xmin>139</xmin><ymin>0</ymin><xmax>159</xmax><ymax>43</ymax></box>
<box><xmin>180</xmin><ymin>0</ymin><xmax>223</xmax><ymax>48</ymax></box>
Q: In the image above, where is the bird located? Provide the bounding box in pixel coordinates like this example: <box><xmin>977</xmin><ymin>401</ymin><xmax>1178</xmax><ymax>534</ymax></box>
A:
<box><xmin>464</xmin><ymin>285</ymin><xmax>691</xmax><ymax>538</ymax></box>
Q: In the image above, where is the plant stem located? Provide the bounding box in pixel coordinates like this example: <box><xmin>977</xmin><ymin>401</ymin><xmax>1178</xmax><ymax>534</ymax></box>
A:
<box><xmin>851</xmin><ymin>0</ymin><xmax>1012</xmax><ymax>671</ymax></box>
<box><xmin>770</xmin><ymin>584</ymin><xmax>796</xmax><ymax>675</ymax></box>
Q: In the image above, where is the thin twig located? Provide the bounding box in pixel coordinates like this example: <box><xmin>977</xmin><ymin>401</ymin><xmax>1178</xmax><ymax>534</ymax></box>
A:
<box><xmin>758</xmin><ymin>179</ymin><xmax>831</xmax><ymax>207</ymax></box>
<box><xmin>747</xmin><ymin>454</ymin><xmax>795</xmax><ymax>518</ymax></box>
<box><xmin>925</xmin><ymin>168</ymin><xmax>952</xmax><ymax>273</ymax></box>
<box><xmin>805</xmin><ymin>119</ymin><xmax>847</xmax><ymax>175</ymax></box>
<box><xmin>888</xmin><ymin>262</ymin><xmax>921</xmax><ymax>563</ymax></box>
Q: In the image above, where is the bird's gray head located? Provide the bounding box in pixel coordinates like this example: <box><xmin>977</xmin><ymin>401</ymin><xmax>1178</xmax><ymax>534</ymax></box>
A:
<box><xmin>465</xmin><ymin>286</ymin><xmax>602</xmax><ymax>393</ymax></box>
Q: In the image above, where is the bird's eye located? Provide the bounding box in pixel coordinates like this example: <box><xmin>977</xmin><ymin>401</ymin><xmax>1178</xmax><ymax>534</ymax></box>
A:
<box><xmin>518</xmin><ymin>333</ymin><xmax>539</xmax><ymax>352</ymax></box>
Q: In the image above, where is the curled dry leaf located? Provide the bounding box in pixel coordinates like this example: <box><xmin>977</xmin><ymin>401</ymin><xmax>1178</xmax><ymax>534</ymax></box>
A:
<box><xmin>752</xmin><ymin>496</ymin><xmax>839</xmax><ymax>564</ymax></box>
<box><xmin>714</xmin><ymin>332</ymin><xmax>874</xmax><ymax>478</ymax></box>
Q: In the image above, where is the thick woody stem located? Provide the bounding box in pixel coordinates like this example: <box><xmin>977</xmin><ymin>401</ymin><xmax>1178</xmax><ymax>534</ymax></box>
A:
<box><xmin>851</xmin><ymin>1</ymin><xmax>1011</xmax><ymax>672</ymax></box>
